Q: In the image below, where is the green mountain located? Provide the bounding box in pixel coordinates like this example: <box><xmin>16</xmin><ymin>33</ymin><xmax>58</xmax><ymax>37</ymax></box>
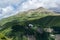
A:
<box><xmin>0</xmin><ymin>7</ymin><xmax>55</xmax><ymax>26</ymax></box>
<box><xmin>0</xmin><ymin>7</ymin><xmax>60</xmax><ymax>40</ymax></box>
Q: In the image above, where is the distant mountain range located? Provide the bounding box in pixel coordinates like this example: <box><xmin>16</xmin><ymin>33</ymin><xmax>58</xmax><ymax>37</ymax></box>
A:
<box><xmin>49</xmin><ymin>7</ymin><xmax>60</xmax><ymax>13</ymax></box>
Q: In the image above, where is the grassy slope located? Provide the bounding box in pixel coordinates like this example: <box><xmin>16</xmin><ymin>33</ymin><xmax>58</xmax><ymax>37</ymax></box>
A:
<box><xmin>0</xmin><ymin>7</ymin><xmax>54</xmax><ymax>26</ymax></box>
<box><xmin>0</xmin><ymin>7</ymin><xmax>60</xmax><ymax>40</ymax></box>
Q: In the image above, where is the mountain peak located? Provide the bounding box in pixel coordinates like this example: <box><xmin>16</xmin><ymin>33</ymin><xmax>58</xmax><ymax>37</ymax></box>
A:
<box><xmin>37</xmin><ymin>7</ymin><xmax>45</xmax><ymax>10</ymax></box>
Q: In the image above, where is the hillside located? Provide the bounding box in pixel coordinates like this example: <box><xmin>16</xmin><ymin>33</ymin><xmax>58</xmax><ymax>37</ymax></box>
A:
<box><xmin>0</xmin><ymin>7</ymin><xmax>60</xmax><ymax>40</ymax></box>
<box><xmin>0</xmin><ymin>7</ymin><xmax>55</xmax><ymax>26</ymax></box>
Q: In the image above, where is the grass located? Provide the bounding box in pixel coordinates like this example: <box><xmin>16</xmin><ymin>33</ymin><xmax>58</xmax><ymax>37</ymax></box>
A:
<box><xmin>0</xmin><ymin>7</ymin><xmax>60</xmax><ymax>40</ymax></box>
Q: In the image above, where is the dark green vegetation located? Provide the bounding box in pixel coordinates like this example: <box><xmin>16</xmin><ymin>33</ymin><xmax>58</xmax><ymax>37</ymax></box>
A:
<box><xmin>0</xmin><ymin>7</ymin><xmax>60</xmax><ymax>40</ymax></box>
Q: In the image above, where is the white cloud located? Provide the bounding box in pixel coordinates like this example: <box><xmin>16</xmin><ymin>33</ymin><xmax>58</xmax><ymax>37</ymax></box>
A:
<box><xmin>20</xmin><ymin>0</ymin><xmax>59</xmax><ymax>11</ymax></box>
<box><xmin>2</xmin><ymin>6</ymin><xmax>14</xmax><ymax>13</ymax></box>
<box><xmin>0</xmin><ymin>0</ymin><xmax>24</xmax><ymax>7</ymax></box>
<box><xmin>21</xmin><ymin>0</ymin><xmax>44</xmax><ymax>11</ymax></box>
<box><xmin>0</xmin><ymin>6</ymin><xmax>15</xmax><ymax>18</ymax></box>
<box><xmin>0</xmin><ymin>0</ymin><xmax>27</xmax><ymax>19</ymax></box>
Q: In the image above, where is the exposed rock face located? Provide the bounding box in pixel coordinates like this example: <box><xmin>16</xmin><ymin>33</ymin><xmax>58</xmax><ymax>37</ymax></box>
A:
<box><xmin>55</xmin><ymin>34</ymin><xmax>60</xmax><ymax>40</ymax></box>
<box><xmin>28</xmin><ymin>35</ymin><xmax>36</xmax><ymax>40</ymax></box>
<box><xmin>36</xmin><ymin>28</ymin><xmax>43</xmax><ymax>34</ymax></box>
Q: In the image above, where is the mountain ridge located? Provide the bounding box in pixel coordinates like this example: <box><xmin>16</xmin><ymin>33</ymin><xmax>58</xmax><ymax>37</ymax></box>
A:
<box><xmin>0</xmin><ymin>7</ymin><xmax>56</xmax><ymax>26</ymax></box>
<box><xmin>0</xmin><ymin>7</ymin><xmax>60</xmax><ymax>40</ymax></box>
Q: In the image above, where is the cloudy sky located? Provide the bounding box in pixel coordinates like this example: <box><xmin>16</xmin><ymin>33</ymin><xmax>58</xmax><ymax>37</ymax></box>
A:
<box><xmin>0</xmin><ymin>0</ymin><xmax>60</xmax><ymax>19</ymax></box>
